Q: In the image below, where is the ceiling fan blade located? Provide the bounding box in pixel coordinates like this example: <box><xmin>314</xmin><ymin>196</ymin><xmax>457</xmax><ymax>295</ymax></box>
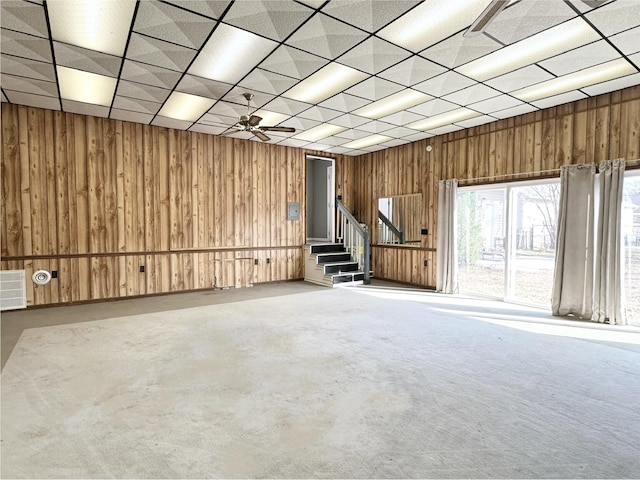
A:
<box><xmin>254</xmin><ymin>131</ymin><xmax>271</xmax><ymax>142</ymax></box>
<box><xmin>248</xmin><ymin>115</ymin><xmax>262</xmax><ymax>126</ymax></box>
<box><xmin>464</xmin><ymin>0</ymin><xmax>509</xmax><ymax>37</ymax></box>
<box><xmin>261</xmin><ymin>126</ymin><xmax>296</xmax><ymax>133</ymax></box>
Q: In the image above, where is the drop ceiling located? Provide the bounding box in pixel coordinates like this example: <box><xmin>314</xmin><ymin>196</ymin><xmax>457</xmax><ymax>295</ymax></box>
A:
<box><xmin>1</xmin><ymin>0</ymin><xmax>639</xmax><ymax>156</ymax></box>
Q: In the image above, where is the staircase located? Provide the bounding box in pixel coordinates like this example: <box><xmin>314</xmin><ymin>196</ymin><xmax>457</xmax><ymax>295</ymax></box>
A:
<box><xmin>304</xmin><ymin>243</ymin><xmax>366</xmax><ymax>287</ymax></box>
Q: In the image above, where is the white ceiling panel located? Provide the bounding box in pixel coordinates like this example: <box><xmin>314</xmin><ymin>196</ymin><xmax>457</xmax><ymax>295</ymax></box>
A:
<box><xmin>1</xmin><ymin>0</ymin><xmax>638</xmax><ymax>155</ymax></box>
<box><xmin>539</xmin><ymin>40</ymin><xmax>621</xmax><ymax>77</ymax></box>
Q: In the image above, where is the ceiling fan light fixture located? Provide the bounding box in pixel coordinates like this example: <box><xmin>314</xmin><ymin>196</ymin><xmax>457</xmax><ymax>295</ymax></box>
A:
<box><xmin>283</xmin><ymin>63</ymin><xmax>368</xmax><ymax>104</ymax></box>
<box><xmin>513</xmin><ymin>58</ymin><xmax>636</xmax><ymax>102</ymax></box>
<box><xmin>342</xmin><ymin>134</ymin><xmax>393</xmax><ymax>150</ymax></box>
<box><xmin>48</xmin><ymin>0</ymin><xmax>136</xmax><ymax>56</ymax></box>
<box><xmin>353</xmin><ymin>90</ymin><xmax>433</xmax><ymax>119</ymax></box>
<box><xmin>294</xmin><ymin>123</ymin><xmax>347</xmax><ymax>142</ymax></box>
<box><xmin>456</xmin><ymin>17</ymin><xmax>600</xmax><ymax>81</ymax></box>
<box><xmin>158</xmin><ymin>92</ymin><xmax>216</xmax><ymax>122</ymax></box>
<box><xmin>407</xmin><ymin>108</ymin><xmax>481</xmax><ymax>131</ymax></box>
<box><xmin>57</xmin><ymin>66</ymin><xmax>116</xmax><ymax>106</ymax></box>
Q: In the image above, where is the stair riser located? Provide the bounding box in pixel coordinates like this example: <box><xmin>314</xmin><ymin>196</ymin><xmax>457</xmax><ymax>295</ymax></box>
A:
<box><xmin>323</xmin><ymin>263</ymin><xmax>358</xmax><ymax>274</ymax></box>
<box><xmin>309</xmin><ymin>244</ymin><xmax>345</xmax><ymax>254</ymax></box>
<box><xmin>332</xmin><ymin>272</ymin><xmax>365</xmax><ymax>284</ymax></box>
<box><xmin>316</xmin><ymin>253</ymin><xmax>351</xmax><ymax>264</ymax></box>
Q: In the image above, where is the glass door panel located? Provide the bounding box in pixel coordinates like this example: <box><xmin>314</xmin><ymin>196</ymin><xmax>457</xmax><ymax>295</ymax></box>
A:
<box><xmin>457</xmin><ymin>188</ymin><xmax>506</xmax><ymax>298</ymax></box>
<box><xmin>507</xmin><ymin>183</ymin><xmax>559</xmax><ymax>306</ymax></box>
<box><xmin>622</xmin><ymin>173</ymin><xmax>640</xmax><ymax>325</ymax></box>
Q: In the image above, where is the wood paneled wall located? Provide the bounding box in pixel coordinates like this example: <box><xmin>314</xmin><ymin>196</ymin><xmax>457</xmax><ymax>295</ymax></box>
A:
<box><xmin>352</xmin><ymin>86</ymin><xmax>640</xmax><ymax>288</ymax></box>
<box><xmin>1</xmin><ymin>103</ymin><xmax>342</xmax><ymax>306</ymax></box>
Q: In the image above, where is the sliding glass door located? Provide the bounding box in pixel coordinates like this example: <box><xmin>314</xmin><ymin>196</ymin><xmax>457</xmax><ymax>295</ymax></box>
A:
<box><xmin>457</xmin><ymin>179</ymin><xmax>560</xmax><ymax>307</ymax></box>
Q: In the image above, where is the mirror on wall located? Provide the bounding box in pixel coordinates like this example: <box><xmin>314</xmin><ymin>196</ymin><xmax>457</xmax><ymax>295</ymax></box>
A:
<box><xmin>377</xmin><ymin>194</ymin><xmax>422</xmax><ymax>245</ymax></box>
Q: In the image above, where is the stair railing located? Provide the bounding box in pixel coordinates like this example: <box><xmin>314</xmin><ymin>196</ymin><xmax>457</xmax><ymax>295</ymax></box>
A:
<box><xmin>378</xmin><ymin>209</ymin><xmax>405</xmax><ymax>244</ymax></box>
<box><xmin>336</xmin><ymin>199</ymin><xmax>370</xmax><ymax>284</ymax></box>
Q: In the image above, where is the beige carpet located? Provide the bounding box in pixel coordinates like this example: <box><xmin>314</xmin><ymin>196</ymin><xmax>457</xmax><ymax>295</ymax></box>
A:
<box><xmin>2</xmin><ymin>286</ymin><xmax>640</xmax><ymax>478</ymax></box>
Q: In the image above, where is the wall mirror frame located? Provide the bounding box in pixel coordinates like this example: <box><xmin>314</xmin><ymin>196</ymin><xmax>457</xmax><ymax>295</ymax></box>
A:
<box><xmin>377</xmin><ymin>193</ymin><xmax>422</xmax><ymax>246</ymax></box>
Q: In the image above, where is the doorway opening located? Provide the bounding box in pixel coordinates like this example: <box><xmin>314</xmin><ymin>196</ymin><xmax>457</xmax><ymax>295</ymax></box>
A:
<box><xmin>306</xmin><ymin>156</ymin><xmax>335</xmax><ymax>243</ymax></box>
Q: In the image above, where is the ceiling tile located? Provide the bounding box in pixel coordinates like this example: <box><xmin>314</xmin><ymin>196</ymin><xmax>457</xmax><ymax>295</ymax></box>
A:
<box><xmin>1</xmin><ymin>91</ymin><xmax>7</xmax><ymax>102</ymax></box>
<box><xmin>262</xmin><ymin>96</ymin><xmax>312</xmax><ymax>116</ymax></box>
<box><xmin>345</xmin><ymin>76</ymin><xmax>402</xmax><ymax>100</ymax></box>
<box><xmin>275</xmin><ymin>137</ymin><xmax>311</xmax><ymax>148</ymax></box>
<box><xmin>286</xmin><ymin>13</ymin><xmax>369</xmax><ymax>59</ymax></box>
<box><xmin>581</xmin><ymin>72</ymin><xmax>640</xmax><ymax>97</ymax></box>
<box><xmin>199</xmin><ymin>112</ymin><xmax>239</xmax><ymax>127</ymax></box>
<box><xmin>586</xmin><ymin>0</ymin><xmax>640</xmax><ymax>36</ymax></box>
<box><xmin>320</xmin><ymin>0</ymin><xmax>420</xmax><ymax>32</ymax></box>
<box><xmin>609</xmin><ymin>26</ymin><xmax>640</xmax><ymax>55</ymax></box>
<box><xmin>112</xmin><ymin>96</ymin><xmax>161</xmax><ymax>115</ymax></box>
<box><xmin>378</xmin><ymin>55</ymin><xmax>446</xmax><ymax>86</ymax></box>
<box><xmin>174</xmin><ymin>75</ymin><xmax>231</xmax><ymax>99</ymax></box>
<box><xmin>539</xmin><ymin>40</ymin><xmax>621</xmax><ymax>77</ymax></box>
<box><xmin>151</xmin><ymin>116</ymin><xmax>195</xmax><ymax>130</ymax></box>
<box><xmin>319</xmin><ymin>93</ymin><xmax>370</xmax><ymax>111</ymax></box>
<box><xmin>427</xmin><ymin>124</ymin><xmax>464</xmax><ymax>136</ymax></box>
<box><xmin>1</xmin><ymin>29</ymin><xmax>52</xmax><ymax>62</ymax></box>
<box><xmin>126</xmin><ymin>33</ymin><xmax>197</xmax><ymax>71</ymax></box>
<box><xmin>455</xmin><ymin>114</ymin><xmax>496</xmax><ymax>128</ymax></box>
<box><xmin>333</xmin><ymin>128</ymin><xmax>372</xmax><ymax>140</ymax></box>
<box><xmin>1</xmin><ymin>55</ymin><xmax>55</xmax><ymax>82</ymax></box>
<box><xmin>490</xmin><ymin>104</ymin><xmax>538</xmax><ymax>120</ymax></box>
<box><xmin>378</xmin><ymin>110</ymin><xmax>425</xmax><ymax>126</ymax></box>
<box><xmin>223</xmin><ymin>1</ymin><xmax>314</xmax><ymax>41</ymax></box>
<box><xmin>408</xmin><ymin>99</ymin><xmax>458</xmax><ymax>117</ymax></box>
<box><xmin>402</xmin><ymin>131</ymin><xmax>435</xmax><ymax>142</ymax></box>
<box><xmin>109</xmin><ymin>109</ymin><xmax>153</xmax><ymax>124</ymax></box>
<box><xmin>279</xmin><ymin>116</ymin><xmax>320</xmax><ymax>130</ymax></box>
<box><xmin>531</xmin><ymin>90</ymin><xmax>587</xmax><ymax>109</ymax></box>
<box><xmin>321</xmin><ymin>146</ymin><xmax>352</xmax><ymax>154</ymax></box>
<box><xmin>485</xmin><ymin>65</ymin><xmax>555</xmax><ymax>93</ymax></box>
<box><xmin>133</xmin><ymin>1</ymin><xmax>216</xmax><ymax>49</ymax></box>
<box><xmin>164</xmin><ymin>0</ymin><xmax>232</xmax><ymax>20</ymax></box>
<box><xmin>3</xmin><ymin>90</ymin><xmax>60</xmax><ymax>110</ymax></box>
<box><xmin>189</xmin><ymin>124</ymin><xmax>228</xmax><ymax>135</ymax></box>
<box><xmin>259</xmin><ymin>45</ymin><xmax>328</xmax><ymax>80</ymax></box>
<box><xmin>331</xmin><ymin>113</ymin><xmax>370</xmax><ymax>128</ymax></box>
<box><xmin>338</xmin><ymin>37</ymin><xmax>411</xmax><ymax>75</ymax></box>
<box><xmin>380</xmin><ymin>138</ymin><xmax>411</xmax><ymax>148</ymax></box>
<box><xmin>467</xmin><ymin>94</ymin><xmax>523</xmax><ymax>114</ymax></box>
<box><xmin>297</xmin><ymin>105</ymin><xmax>343</xmax><ymax>122</ymax></box>
<box><xmin>54</xmin><ymin>42</ymin><xmax>122</xmax><ymax>77</ymax></box>
<box><xmin>1</xmin><ymin>0</ymin><xmax>48</xmax><ymax>37</ymax></box>
<box><xmin>357</xmin><ymin>120</ymin><xmax>395</xmax><ymax>133</ymax></box>
<box><xmin>379</xmin><ymin>126</ymin><xmax>418</xmax><ymax>138</ymax></box>
<box><xmin>116</xmin><ymin>80</ymin><xmax>171</xmax><ymax>103</ymax></box>
<box><xmin>120</xmin><ymin>60</ymin><xmax>182</xmax><ymax>89</ymax></box>
<box><xmin>207</xmin><ymin>101</ymin><xmax>247</xmax><ymax>118</ymax></box>
<box><xmin>413</xmin><ymin>71</ymin><xmax>476</xmax><ymax>97</ymax></box>
<box><xmin>485</xmin><ymin>1</ymin><xmax>577</xmax><ymax>44</ymax></box>
<box><xmin>62</xmin><ymin>99</ymin><xmax>110</xmax><ymax>118</ymax></box>
<box><xmin>238</xmin><ymin>68</ymin><xmax>299</xmax><ymax>95</ymax></box>
<box><xmin>1</xmin><ymin>73</ymin><xmax>58</xmax><ymax>97</ymax></box>
<box><xmin>442</xmin><ymin>84</ymin><xmax>501</xmax><ymax>106</ymax></box>
<box><xmin>421</xmin><ymin>31</ymin><xmax>501</xmax><ymax>69</ymax></box>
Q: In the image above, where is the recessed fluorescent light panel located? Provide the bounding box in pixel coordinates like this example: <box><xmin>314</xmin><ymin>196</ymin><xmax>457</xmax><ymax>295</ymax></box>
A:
<box><xmin>353</xmin><ymin>90</ymin><xmax>433</xmax><ymax>119</ymax></box>
<box><xmin>283</xmin><ymin>63</ymin><xmax>368</xmax><ymax>104</ymax></box>
<box><xmin>189</xmin><ymin>24</ymin><xmax>277</xmax><ymax>84</ymax></box>
<box><xmin>512</xmin><ymin>58</ymin><xmax>636</xmax><ymax>102</ymax></box>
<box><xmin>294</xmin><ymin>123</ymin><xmax>347</xmax><ymax>142</ymax></box>
<box><xmin>342</xmin><ymin>134</ymin><xmax>393</xmax><ymax>150</ymax></box>
<box><xmin>158</xmin><ymin>92</ymin><xmax>216</xmax><ymax>122</ymax></box>
<box><xmin>456</xmin><ymin>18</ymin><xmax>600</xmax><ymax>81</ymax></box>
<box><xmin>407</xmin><ymin>108</ymin><xmax>481</xmax><ymax>131</ymax></box>
<box><xmin>378</xmin><ymin>0</ymin><xmax>493</xmax><ymax>52</ymax></box>
<box><xmin>48</xmin><ymin>0</ymin><xmax>136</xmax><ymax>55</ymax></box>
<box><xmin>57</xmin><ymin>66</ymin><xmax>117</xmax><ymax>106</ymax></box>
<box><xmin>252</xmin><ymin>110</ymin><xmax>290</xmax><ymax>127</ymax></box>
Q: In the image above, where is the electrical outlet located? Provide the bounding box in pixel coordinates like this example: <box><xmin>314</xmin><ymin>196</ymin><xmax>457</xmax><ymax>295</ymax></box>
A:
<box><xmin>423</xmin><ymin>260</ymin><xmax>428</xmax><ymax>267</ymax></box>
<box><xmin>266</xmin><ymin>258</ymin><xmax>270</xmax><ymax>264</ymax></box>
<box><xmin>139</xmin><ymin>265</ymin><xmax>145</xmax><ymax>273</ymax></box>
<box><xmin>51</xmin><ymin>270</ymin><xmax>58</xmax><ymax>278</ymax></box>
<box><xmin>254</xmin><ymin>259</ymin><xmax>259</xmax><ymax>265</ymax></box>
<box><xmin>421</xmin><ymin>228</ymin><xmax>429</xmax><ymax>235</ymax></box>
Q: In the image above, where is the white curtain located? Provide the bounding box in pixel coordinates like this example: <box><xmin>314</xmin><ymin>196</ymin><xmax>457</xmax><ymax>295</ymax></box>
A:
<box><xmin>593</xmin><ymin>159</ymin><xmax>626</xmax><ymax>325</ymax></box>
<box><xmin>552</xmin><ymin>164</ymin><xmax>595</xmax><ymax>318</ymax></box>
<box><xmin>436</xmin><ymin>179</ymin><xmax>458</xmax><ymax>294</ymax></box>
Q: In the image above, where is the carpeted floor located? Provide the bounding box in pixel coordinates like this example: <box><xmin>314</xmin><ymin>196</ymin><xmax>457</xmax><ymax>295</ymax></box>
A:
<box><xmin>2</xmin><ymin>284</ymin><xmax>640</xmax><ymax>478</ymax></box>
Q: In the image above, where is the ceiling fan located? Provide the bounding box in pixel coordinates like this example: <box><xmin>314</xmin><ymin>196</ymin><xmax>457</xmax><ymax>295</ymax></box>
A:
<box><xmin>231</xmin><ymin>92</ymin><xmax>295</xmax><ymax>142</ymax></box>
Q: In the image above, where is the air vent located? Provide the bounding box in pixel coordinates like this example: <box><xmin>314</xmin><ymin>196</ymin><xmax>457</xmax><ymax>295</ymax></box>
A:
<box><xmin>0</xmin><ymin>270</ymin><xmax>27</xmax><ymax>311</ymax></box>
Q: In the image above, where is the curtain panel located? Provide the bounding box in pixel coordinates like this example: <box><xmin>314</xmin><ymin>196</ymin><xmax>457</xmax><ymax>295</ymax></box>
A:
<box><xmin>594</xmin><ymin>158</ymin><xmax>626</xmax><ymax>325</ymax></box>
<box><xmin>552</xmin><ymin>164</ymin><xmax>596</xmax><ymax>318</ymax></box>
<box><xmin>436</xmin><ymin>179</ymin><xmax>458</xmax><ymax>294</ymax></box>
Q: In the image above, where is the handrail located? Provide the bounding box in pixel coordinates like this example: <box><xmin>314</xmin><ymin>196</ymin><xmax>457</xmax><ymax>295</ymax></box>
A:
<box><xmin>378</xmin><ymin>210</ymin><xmax>405</xmax><ymax>244</ymax></box>
<box><xmin>336</xmin><ymin>199</ymin><xmax>370</xmax><ymax>284</ymax></box>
